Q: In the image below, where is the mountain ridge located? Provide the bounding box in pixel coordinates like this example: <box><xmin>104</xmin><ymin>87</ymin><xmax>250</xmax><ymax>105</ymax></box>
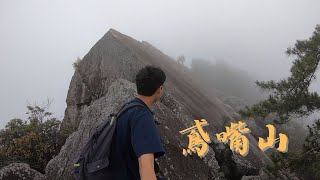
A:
<box><xmin>47</xmin><ymin>28</ymin><xmax>272</xmax><ymax>180</ymax></box>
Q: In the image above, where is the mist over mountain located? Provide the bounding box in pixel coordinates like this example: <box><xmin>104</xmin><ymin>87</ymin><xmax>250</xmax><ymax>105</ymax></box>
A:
<box><xmin>191</xmin><ymin>59</ymin><xmax>265</xmax><ymax>105</ymax></box>
<box><xmin>43</xmin><ymin>29</ymin><xmax>287</xmax><ymax>180</ymax></box>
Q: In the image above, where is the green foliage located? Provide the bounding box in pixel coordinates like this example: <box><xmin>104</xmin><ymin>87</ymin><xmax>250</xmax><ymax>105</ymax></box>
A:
<box><xmin>239</xmin><ymin>24</ymin><xmax>320</xmax><ymax>124</ymax></box>
<box><xmin>238</xmin><ymin>24</ymin><xmax>320</xmax><ymax>179</ymax></box>
<box><xmin>297</xmin><ymin>119</ymin><xmax>320</xmax><ymax>179</ymax></box>
<box><xmin>0</xmin><ymin>102</ymin><xmax>70</xmax><ymax>173</ymax></box>
<box><xmin>264</xmin><ymin>119</ymin><xmax>320</xmax><ymax>180</ymax></box>
<box><xmin>266</xmin><ymin>152</ymin><xmax>288</xmax><ymax>176</ymax></box>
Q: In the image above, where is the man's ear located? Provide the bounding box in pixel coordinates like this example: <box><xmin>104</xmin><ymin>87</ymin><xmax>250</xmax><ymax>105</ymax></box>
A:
<box><xmin>155</xmin><ymin>87</ymin><xmax>161</xmax><ymax>94</ymax></box>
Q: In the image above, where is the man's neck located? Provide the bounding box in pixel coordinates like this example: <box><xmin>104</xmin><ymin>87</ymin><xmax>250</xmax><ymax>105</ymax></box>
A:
<box><xmin>136</xmin><ymin>95</ymin><xmax>154</xmax><ymax>109</ymax></box>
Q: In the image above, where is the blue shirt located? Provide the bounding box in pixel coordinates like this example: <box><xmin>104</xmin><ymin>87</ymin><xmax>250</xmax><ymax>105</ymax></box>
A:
<box><xmin>110</xmin><ymin>97</ymin><xmax>165</xmax><ymax>180</ymax></box>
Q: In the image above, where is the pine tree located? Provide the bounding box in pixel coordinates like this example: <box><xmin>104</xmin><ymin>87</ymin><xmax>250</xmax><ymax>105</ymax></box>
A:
<box><xmin>239</xmin><ymin>24</ymin><xmax>320</xmax><ymax>124</ymax></box>
<box><xmin>239</xmin><ymin>24</ymin><xmax>320</xmax><ymax>179</ymax></box>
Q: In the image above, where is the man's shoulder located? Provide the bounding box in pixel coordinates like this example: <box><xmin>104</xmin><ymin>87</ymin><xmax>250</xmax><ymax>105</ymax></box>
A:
<box><xmin>124</xmin><ymin>100</ymin><xmax>153</xmax><ymax>116</ymax></box>
<box><xmin>127</xmin><ymin>97</ymin><xmax>154</xmax><ymax>114</ymax></box>
<box><xmin>128</xmin><ymin>106</ymin><xmax>152</xmax><ymax>119</ymax></box>
<box><xmin>118</xmin><ymin>103</ymin><xmax>151</xmax><ymax>121</ymax></box>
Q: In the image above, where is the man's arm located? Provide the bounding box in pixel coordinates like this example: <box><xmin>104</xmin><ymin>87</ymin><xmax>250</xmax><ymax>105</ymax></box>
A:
<box><xmin>138</xmin><ymin>153</ymin><xmax>157</xmax><ymax>180</ymax></box>
<box><xmin>131</xmin><ymin>109</ymin><xmax>165</xmax><ymax>179</ymax></box>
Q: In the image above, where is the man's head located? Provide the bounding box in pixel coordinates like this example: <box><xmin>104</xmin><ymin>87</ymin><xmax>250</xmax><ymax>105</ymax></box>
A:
<box><xmin>135</xmin><ymin>65</ymin><xmax>166</xmax><ymax>103</ymax></box>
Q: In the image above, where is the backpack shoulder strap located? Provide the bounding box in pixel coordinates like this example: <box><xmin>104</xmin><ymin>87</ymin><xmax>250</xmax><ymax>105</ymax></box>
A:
<box><xmin>116</xmin><ymin>102</ymin><xmax>146</xmax><ymax>118</ymax></box>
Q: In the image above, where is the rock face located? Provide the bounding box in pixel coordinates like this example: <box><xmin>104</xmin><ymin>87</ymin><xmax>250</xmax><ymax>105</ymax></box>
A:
<box><xmin>0</xmin><ymin>163</ymin><xmax>45</xmax><ymax>180</ymax></box>
<box><xmin>241</xmin><ymin>168</ymin><xmax>299</xmax><ymax>180</ymax></box>
<box><xmin>46</xmin><ymin>29</ymin><xmax>273</xmax><ymax>180</ymax></box>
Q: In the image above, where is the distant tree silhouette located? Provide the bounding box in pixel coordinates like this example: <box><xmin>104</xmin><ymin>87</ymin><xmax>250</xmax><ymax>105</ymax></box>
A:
<box><xmin>73</xmin><ymin>57</ymin><xmax>82</xmax><ymax>70</ymax></box>
<box><xmin>177</xmin><ymin>55</ymin><xmax>186</xmax><ymax>65</ymax></box>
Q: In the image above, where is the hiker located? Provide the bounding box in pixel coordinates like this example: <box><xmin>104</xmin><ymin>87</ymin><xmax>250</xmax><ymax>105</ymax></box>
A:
<box><xmin>109</xmin><ymin>65</ymin><xmax>166</xmax><ymax>180</ymax></box>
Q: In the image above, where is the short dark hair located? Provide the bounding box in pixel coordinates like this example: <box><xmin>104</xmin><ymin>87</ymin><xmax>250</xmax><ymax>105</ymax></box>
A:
<box><xmin>135</xmin><ymin>65</ymin><xmax>166</xmax><ymax>96</ymax></box>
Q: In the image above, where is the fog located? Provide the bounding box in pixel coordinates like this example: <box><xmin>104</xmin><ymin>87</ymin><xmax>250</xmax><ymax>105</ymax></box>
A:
<box><xmin>0</xmin><ymin>0</ymin><xmax>319</xmax><ymax>128</ymax></box>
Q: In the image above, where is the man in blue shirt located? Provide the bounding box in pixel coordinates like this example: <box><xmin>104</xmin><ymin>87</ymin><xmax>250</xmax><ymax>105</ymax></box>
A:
<box><xmin>110</xmin><ymin>65</ymin><xmax>166</xmax><ymax>180</ymax></box>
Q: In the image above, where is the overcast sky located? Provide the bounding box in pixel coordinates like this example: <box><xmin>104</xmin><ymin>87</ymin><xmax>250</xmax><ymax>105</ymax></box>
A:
<box><xmin>0</xmin><ymin>0</ymin><xmax>319</xmax><ymax>128</ymax></box>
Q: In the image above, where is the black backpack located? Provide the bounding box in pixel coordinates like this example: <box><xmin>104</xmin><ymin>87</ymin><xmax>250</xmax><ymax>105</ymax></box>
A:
<box><xmin>73</xmin><ymin>101</ymin><xmax>146</xmax><ymax>180</ymax></box>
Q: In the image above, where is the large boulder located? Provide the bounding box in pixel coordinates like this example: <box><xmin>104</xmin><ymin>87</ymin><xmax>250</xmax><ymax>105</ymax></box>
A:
<box><xmin>46</xmin><ymin>78</ymin><xmax>223</xmax><ymax>180</ymax></box>
<box><xmin>0</xmin><ymin>163</ymin><xmax>45</xmax><ymax>180</ymax></box>
<box><xmin>46</xmin><ymin>29</ymin><xmax>273</xmax><ymax>179</ymax></box>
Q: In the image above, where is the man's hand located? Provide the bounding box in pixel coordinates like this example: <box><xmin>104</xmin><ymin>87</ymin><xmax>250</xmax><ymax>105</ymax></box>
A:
<box><xmin>138</xmin><ymin>153</ymin><xmax>157</xmax><ymax>180</ymax></box>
